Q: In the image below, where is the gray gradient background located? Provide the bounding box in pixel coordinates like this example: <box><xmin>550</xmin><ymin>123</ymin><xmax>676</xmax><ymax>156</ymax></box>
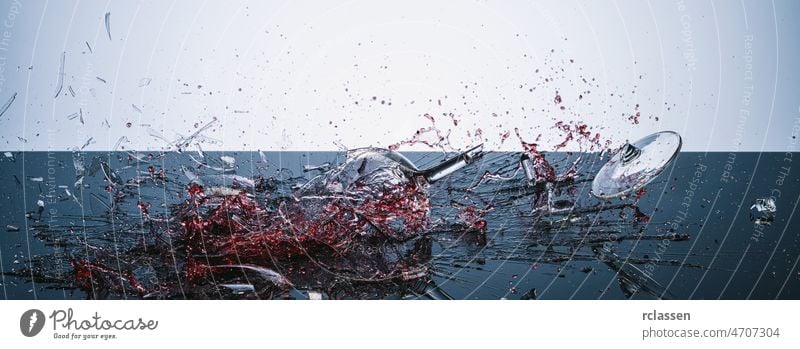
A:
<box><xmin>0</xmin><ymin>0</ymin><xmax>797</xmax><ymax>152</ymax></box>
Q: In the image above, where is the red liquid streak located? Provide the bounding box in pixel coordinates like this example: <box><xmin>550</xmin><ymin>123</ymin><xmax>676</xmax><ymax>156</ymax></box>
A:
<box><xmin>72</xmin><ymin>259</ymin><xmax>146</xmax><ymax>295</ymax></box>
<box><xmin>389</xmin><ymin>113</ymin><xmax>451</xmax><ymax>151</ymax></box>
<box><xmin>554</xmin><ymin>121</ymin><xmax>602</xmax><ymax>151</ymax></box>
<box><xmin>180</xmin><ymin>182</ymin><xmax>430</xmax><ymax>268</ymax></box>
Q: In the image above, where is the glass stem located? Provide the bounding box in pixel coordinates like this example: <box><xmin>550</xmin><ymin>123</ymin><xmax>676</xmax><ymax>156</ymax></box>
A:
<box><xmin>420</xmin><ymin>144</ymin><xmax>484</xmax><ymax>183</ymax></box>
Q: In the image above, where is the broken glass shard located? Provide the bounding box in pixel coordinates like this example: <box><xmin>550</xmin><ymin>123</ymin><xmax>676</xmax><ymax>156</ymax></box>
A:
<box><xmin>520</xmin><ymin>153</ymin><xmax>538</xmax><ymax>186</ymax></box>
<box><xmin>113</xmin><ymin>136</ymin><xmax>129</xmax><ymax>151</ymax></box>
<box><xmin>80</xmin><ymin>137</ymin><xmax>94</xmax><ymax>150</ymax></box>
<box><xmin>750</xmin><ymin>197</ymin><xmax>776</xmax><ymax>225</ymax></box>
<box><xmin>220</xmin><ymin>284</ymin><xmax>255</xmax><ymax>295</ymax></box>
<box><xmin>104</xmin><ymin>12</ymin><xmax>112</xmax><ymax>40</ymax></box>
<box><xmin>420</xmin><ymin>144</ymin><xmax>484</xmax><ymax>182</ymax></box>
<box><xmin>303</xmin><ymin>162</ymin><xmax>331</xmax><ymax>173</ymax></box>
<box><xmin>0</xmin><ymin>92</ymin><xmax>16</xmax><ymax>119</ymax></box>
<box><xmin>100</xmin><ymin>161</ymin><xmax>122</xmax><ymax>185</ymax></box>
<box><xmin>307</xmin><ymin>291</ymin><xmax>323</xmax><ymax>300</ymax></box>
<box><xmin>54</xmin><ymin>52</ymin><xmax>65</xmax><ymax>98</ymax></box>
<box><xmin>591</xmin><ymin>131</ymin><xmax>681</xmax><ymax>199</ymax></box>
<box><xmin>213</xmin><ymin>265</ymin><xmax>291</xmax><ymax>287</ymax></box>
<box><xmin>219</xmin><ymin>155</ymin><xmax>235</xmax><ymax>167</ymax></box>
<box><xmin>180</xmin><ymin>166</ymin><xmax>198</xmax><ymax>183</ymax></box>
<box><xmin>174</xmin><ymin>117</ymin><xmax>218</xmax><ymax>151</ymax></box>
<box><xmin>751</xmin><ymin>197</ymin><xmax>776</xmax><ymax>213</ymax></box>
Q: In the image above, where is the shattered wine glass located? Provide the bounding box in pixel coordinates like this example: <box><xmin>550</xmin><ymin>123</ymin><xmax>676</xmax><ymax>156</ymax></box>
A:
<box><xmin>294</xmin><ymin>144</ymin><xmax>485</xmax><ymax>241</ymax></box>
<box><xmin>147</xmin><ymin>144</ymin><xmax>485</xmax><ymax>298</ymax></box>
<box><xmin>591</xmin><ymin>131</ymin><xmax>682</xmax><ymax>199</ymax></box>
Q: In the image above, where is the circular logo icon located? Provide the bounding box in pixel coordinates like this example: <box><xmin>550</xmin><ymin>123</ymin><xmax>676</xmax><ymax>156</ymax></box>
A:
<box><xmin>19</xmin><ymin>309</ymin><xmax>45</xmax><ymax>337</ymax></box>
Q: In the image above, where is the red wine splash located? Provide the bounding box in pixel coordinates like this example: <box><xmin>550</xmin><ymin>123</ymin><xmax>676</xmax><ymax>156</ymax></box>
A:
<box><xmin>456</xmin><ymin>204</ymin><xmax>494</xmax><ymax>231</ymax></box>
<box><xmin>388</xmin><ymin>113</ymin><xmax>454</xmax><ymax>152</ymax></box>
<box><xmin>514</xmin><ymin>127</ymin><xmax>556</xmax><ymax>182</ymax></box>
<box><xmin>180</xmin><ymin>180</ymin><xmax>430</xmax><ymax>260</ymax></box>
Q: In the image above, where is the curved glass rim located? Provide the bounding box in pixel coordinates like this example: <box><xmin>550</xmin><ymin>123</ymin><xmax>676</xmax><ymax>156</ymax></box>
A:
<box><xmin>591</xmin><ymin>131</ymin><xmax>682</xmax><ymax>199</ymax></box>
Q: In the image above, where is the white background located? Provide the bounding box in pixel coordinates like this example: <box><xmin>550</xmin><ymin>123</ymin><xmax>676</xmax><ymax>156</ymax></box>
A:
<box><xmin>0</xmin><ymin>0</ymin><xmax>798</xmax><ymax>152</ymax></box>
